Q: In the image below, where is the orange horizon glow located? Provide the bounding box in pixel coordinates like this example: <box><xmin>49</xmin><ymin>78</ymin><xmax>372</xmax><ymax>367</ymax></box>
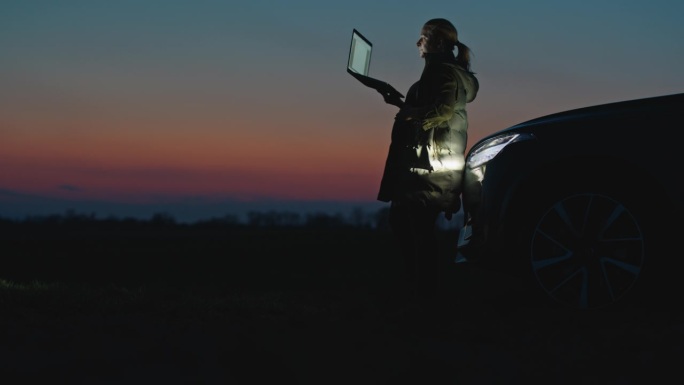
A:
<box><xmin>0</xmin><ymin>99</ymin><xmax>526</xmax><ymax>206</ymax></box>
<box><xmin>0</xmin><ymin>115</ymin><xmax>388</xmax><ymax>203</ymax></box>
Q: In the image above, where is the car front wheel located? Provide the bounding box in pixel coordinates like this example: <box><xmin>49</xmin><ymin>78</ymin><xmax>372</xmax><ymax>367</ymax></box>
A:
<box><xmin>526</xmin><ymin>192</ymin><xmax>646</xmax><ymax>310</ymax></box>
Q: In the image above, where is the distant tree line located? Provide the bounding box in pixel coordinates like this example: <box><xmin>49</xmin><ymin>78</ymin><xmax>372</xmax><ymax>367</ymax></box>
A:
<box><xmin>0</xmin><ymin>205</ymin><xmax>465</xmax><ymax>233</ymax></box>
<box><xmin>0</xmin><ymin>207</ymin><xmax>393</xmax><ymax>231</ymax></box>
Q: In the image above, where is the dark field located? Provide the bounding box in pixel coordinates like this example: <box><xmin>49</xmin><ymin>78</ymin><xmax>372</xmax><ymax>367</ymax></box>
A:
<box><xmin>2</xmin><ymin>219</ymin><xmax>684</xmax><ymax>384</ymax></box>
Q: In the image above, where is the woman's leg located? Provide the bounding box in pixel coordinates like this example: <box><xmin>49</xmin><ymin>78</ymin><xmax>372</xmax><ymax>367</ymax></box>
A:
<box><xmin>389</xmin><ymin>202</ymin><xmax>440</xmax><ymax>299</ymax></box>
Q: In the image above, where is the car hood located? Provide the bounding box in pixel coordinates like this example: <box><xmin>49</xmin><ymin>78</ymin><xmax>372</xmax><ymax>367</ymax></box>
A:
<box><xmin>479</xmin><ymin>92</ymin><xmax>684</xmax><ymax>141</ymax></box>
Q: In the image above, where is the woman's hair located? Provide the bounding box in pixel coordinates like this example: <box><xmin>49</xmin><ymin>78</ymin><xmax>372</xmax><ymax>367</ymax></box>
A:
<box><xmin>423</xmin><ymin>18</ymin><xmax>473</xmax><ymax>72</ymax></box>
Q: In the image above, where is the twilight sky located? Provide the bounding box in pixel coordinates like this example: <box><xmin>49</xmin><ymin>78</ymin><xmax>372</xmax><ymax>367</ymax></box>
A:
<box><xmin>1</xmin><ymin>0</ymin><xmax>683</xmax><ymax>222</ymax></box>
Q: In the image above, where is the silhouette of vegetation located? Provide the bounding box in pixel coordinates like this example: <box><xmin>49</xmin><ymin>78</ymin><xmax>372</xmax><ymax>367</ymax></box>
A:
<box><xmin>0</xmin><ymin>207</ymin><xmax>412</xmax><ymax>290</ymax></box>
<box><xmin>0</xmin><ymin>206</ymin><xmax>391</xmax><ymax>230</ymax></box>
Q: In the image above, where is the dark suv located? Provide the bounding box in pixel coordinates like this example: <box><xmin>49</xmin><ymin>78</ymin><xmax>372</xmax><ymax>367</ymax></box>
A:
<box><xmin>456</xmin><ymin>92</ymin><xmax>684</xmax><ymax>310</ymax></box>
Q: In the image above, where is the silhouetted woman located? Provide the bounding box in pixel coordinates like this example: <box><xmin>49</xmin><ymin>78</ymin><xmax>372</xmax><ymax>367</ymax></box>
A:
<box><xmin>376</xmin><ymin>18</ymin><xmax>479</xmax><ymax>300</ymax></box>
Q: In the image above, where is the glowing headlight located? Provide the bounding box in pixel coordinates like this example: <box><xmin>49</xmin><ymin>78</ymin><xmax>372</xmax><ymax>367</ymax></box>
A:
<box><xmin>467</xmin><ymin>132</ymin><xmax>534</xmax><ymax>169</ymax></box>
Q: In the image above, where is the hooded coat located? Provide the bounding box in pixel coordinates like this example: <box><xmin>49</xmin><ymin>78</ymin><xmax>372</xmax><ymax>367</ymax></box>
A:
<box><xmin>377</xmin><ymin>51</ymin><xmax>479</xmax><ymax>212</ymax></box>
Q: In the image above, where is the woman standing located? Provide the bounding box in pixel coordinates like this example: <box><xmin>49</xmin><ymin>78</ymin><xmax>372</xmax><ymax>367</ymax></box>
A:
<box><xmin>377</xmin><ymin>18</ymin><xmax>479</xmax><ymax>300</ymax></box>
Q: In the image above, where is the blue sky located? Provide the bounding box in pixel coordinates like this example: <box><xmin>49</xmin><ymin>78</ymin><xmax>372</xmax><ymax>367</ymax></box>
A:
<box><xmin>1</xmin><ymin>0</ymin><xmax>683</xmax><ymax>222</ymax></box>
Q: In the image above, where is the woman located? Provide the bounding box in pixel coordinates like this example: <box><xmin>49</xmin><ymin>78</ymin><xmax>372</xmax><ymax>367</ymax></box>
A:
<box><xmin>377</xmin><ymin>18</ymin><xmax>479</xmax><ymax>299</ymax></box>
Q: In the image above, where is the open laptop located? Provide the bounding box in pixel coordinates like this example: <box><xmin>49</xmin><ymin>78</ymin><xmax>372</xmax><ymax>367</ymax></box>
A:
<box><xmin>347</xmin><ymin>29</ymin><xmax>403</xmax><ymax>98</ymax></box>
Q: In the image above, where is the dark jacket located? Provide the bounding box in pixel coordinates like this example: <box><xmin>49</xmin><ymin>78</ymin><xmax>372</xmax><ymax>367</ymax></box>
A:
<box><xmin>377</xmin><ymin>51</ymin><xmax>479</xmax><ymax>212</ymax></box>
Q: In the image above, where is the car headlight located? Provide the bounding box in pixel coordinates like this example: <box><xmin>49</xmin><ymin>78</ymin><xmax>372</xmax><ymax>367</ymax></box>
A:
<box><xmin>467</xmin><ymin>132</ymin><xmax>534</xmax><ymax>169</ymax></box>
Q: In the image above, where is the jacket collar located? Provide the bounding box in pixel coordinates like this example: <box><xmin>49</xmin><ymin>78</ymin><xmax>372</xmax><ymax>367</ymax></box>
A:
<box><xmin>424</xmin><ymin>51</ymin><xmax>456</xmax><ymax>65</ymax></box>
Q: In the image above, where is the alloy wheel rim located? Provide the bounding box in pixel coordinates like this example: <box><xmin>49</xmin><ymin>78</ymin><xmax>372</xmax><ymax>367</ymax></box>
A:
<box><xmin>530</xmin><ymin>193</ymin><xmax>645</xmax><ymax>309</ymax></box>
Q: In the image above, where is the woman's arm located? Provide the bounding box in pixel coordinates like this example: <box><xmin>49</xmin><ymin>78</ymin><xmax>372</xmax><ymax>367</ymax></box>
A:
<box><xmin>396</xmin><ymin>65</ymin><xmax>460</xmax><ymax>129</ymax></box>
<box><xmin>377</xmin><ymin>86</ymin><xmax>405</xmax><ymax>108</ymax></box>
<box><xmin>420</xmin><ymin>69</ymin><xmax>459</xmax><ymax>130</ymax></box>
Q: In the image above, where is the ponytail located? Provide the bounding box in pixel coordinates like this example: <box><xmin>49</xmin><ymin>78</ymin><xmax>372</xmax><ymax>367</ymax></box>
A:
<box><xmin>455</xmin><ymin>41</ymin><xmax>473</xmax><ymax>73</ymax></box>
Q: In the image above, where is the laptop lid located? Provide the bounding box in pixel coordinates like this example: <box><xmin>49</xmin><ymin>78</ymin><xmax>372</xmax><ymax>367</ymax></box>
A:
<box><xmin>346</xmin><ymin>29</ymin><xmax>403</xmax><ymax>98</ymax></box>
<box><xmin>347</xmin><ymin>29</ymin><xmax>372</xmax><ymax>76</ymax></box>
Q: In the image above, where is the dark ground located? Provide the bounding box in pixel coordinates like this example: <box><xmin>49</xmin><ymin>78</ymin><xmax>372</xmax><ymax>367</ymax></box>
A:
<box><xmin>1</xmin><ymin>221</ymin><xmax>683</xmax><ymax>384</ymax></box>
